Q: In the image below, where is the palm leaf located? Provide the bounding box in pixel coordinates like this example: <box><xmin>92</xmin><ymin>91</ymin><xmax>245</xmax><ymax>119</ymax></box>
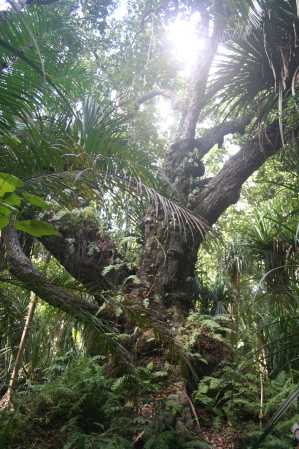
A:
<box><xmin>0</xmin><ymin>4</ymin><xmax>89</xmax><ymax>134</ymax></box>
<box><xmin>211</xmin><ymin>0</ymin><xmax>299</xmax><ymax>118</ymax></box>
<box><xmin>252</xmin><ymin>384</ymin><xmax>299</xmax><ymax>448</ymax></box>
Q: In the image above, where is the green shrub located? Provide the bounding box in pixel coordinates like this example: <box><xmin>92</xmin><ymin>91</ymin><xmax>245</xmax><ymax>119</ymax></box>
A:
<box><xmin>0</xmin><ymin>409</ymin><xmax>30</xmax><ymax>448</ymax></box>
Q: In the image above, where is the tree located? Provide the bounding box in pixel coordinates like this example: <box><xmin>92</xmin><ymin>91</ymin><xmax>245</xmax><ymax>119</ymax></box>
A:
<box><xmin>0</xmin><ymin>0</ymin><xmax>298</xmax><ymax>341</ymax></box>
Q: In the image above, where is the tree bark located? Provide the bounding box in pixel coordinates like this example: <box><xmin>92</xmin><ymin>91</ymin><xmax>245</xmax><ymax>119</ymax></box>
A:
<box><xmin>2</xmin><ymin>225</ymin><xmax>99</xmax><ymax>318</ymax></box>
<box><xmin>136</xmin><ymin>209</ymin><xmax>202</xmax><ymax>312</ymax></box>
<box><xmin>40</xmin><ymin>217</ymin><xmax>132</xmax><ymax>299</ymax></box>
<box><xmin>193</xmin><ymin>121</ymin><xmax>282</xmax><ymax>224</ymax></box>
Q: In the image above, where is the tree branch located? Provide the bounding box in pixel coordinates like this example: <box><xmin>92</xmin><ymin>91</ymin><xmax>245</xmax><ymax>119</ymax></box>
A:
<box><xmin>194</xmin><ymin>115</ymin><xmax>252</xmax><ymax>159</ymax></box>
<box><xmin>177</xmin><ymin>10</ymin><xmax>225</xmax><ymax>141</ymax></box>
<box><xmin>135</xmin><ymin>89</ymin><xmax>173</xmax><ymax>106</ymax></box>
<box><xmin>39</xmin><ymin>217</ymin><xmax>131</xmax><ymax>297</ymax></box>
<box><xmin>193</xmin><ymin>120</ymin><xmax>282</xmax><ymax>224</ymax></box>
<box><xmin>2</xmin><ymin>225</ymin><xmax>99</xmax><ymax>318</ymax></box>
<box><xmin>2</xmin><ymin>225</ymin><xmax>135</xmax><ymax>361</ymax></box>
<box><xmin>166</xmin><ymin>115</ymin><xmax>252</xmax><ymax>173</ymax></box>
<box><xmin>178</xmin><ymin>40</ymin><xmax>218</xmax><ymax>140</ymax></box>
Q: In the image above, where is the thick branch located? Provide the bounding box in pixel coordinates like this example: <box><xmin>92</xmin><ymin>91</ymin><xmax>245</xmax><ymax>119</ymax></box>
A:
<box><xmin>40</xmin><ymin>217</ymin><xmax>131</xmax><ymax>296</ymax></box>
<box><xmin>2</xmin><ymin>225</ymin><xmax>99</xmax><ymax>319</ymax></box>
<box><xmin>136</xmin><ymin>89</ymin><xmax>173</xmax><ymax>106</ymax></box>
<box><xmin>177</xmin><ymin>10</ymin><xmax>225</xmax><ymax>141</ymax></box>
<box><xmin>193</xmin><ymin>121</ymin><xmax>282</xmax><ymax>224</ymax></box>
<box><xmin>194</xmin><ymin>115</ymin><xmax>252</xmax><ymax>159</ymax></box>
<box><xmin>178</xmin><ymin>38</ymin><xmax>218</xmax><ymax>140</ymax></box>
<box><xmin>166</xmin><ymin>115</ymin><xmax>252</xmax><ymax>174</ymax></box>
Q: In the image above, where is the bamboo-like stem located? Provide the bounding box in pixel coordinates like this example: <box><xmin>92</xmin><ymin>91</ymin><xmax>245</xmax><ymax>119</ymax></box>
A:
<box><xmin>0</xmin><ymin>291</ymin><xmax>38</xmax><ymax>409</ymax></box>
<box><xmin>259</xmin><ymin>369</ymin><xmax>264</xmax><ymax>430</ymax></box>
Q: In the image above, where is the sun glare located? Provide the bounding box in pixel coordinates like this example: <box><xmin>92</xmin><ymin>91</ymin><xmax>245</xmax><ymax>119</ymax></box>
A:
<box><xmin>166</xmin><ymin>13</ymin><xmax>207</xmax><ymax>77</ymax></box>
<box><xmin>0</xmin><ymin>0</ymin><xmax>9</xmax><ymax>11</ymax></box>
<box><xmin>155</xmin><ymin>14</ymin><xmax>208</xmax><ymax>138</ymax></box>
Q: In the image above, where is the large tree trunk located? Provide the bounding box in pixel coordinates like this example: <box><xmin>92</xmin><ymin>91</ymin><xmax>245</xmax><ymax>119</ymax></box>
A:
<box><xmin>136</xmin><ymin>119</ymin><xmax>282</xmax><ymax>313</ymax></box>
<box><xmin>133</xmin><ymin>12</ymin><xmax>220</xmax><ymax>313</ymax></box>
<box><xmin>137</xmin><ymin>209</ymin><xmax>201</xmax><ymax>312</ymax></box>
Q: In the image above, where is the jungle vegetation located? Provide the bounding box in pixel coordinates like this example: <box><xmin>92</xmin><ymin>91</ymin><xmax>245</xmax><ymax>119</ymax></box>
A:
<box><xmin>0</xmin><ymin>0</ymin><xmax>299</xmax><ymax>448</ymax></box>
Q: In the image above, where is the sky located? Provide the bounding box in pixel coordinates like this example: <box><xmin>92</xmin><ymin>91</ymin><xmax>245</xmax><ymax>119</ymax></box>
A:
<box><xmin>166</xmin><ymin>12</ymin><xmax>207</xmax><ymax>77</ymax></box>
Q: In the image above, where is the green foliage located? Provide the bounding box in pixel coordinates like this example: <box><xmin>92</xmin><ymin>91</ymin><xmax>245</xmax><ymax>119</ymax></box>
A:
<box><xmin>1</xmin><ymin>2</ymin><xmax>299</xmax><ymax>449</ymax></box>
<box><xmin>15</xmin><ymin>219</ymin><xmax>59</xmax><ymax>237</ymax></box>
<box><xmin>192</xmin><ymin>364</ymin><xmax>299</xmax><ymax>448</ymax></box>
<box><xmin>22</xmin><ymin>192</ymin><xmax>48</xmax><ymax>209</ymax></box>
<box><xmin>0</xmin><ymin>356</ymin><xmax>131</xmax><ymax>448</ymax></box>
<box><xmin>111</xmin><ymin>364</ymin><xmax>167</xmax><ymax>397</ymax></box>
<box><xmin>0</xmin><ymin>355</ymin><xmax>209</xmax><ymax>449</ymax></box>
<box><xmin>0</xmin><ymin>409</ymin><xmax>30</xmax><ymax>448</ymax></box>
<box><xmin>0</xmin><ymin>171</ymin><xmax>59</xmax><ymax>235</ymax></box>
<box><xmin>212</xmin><ymin>0</ymin><xmax>299</xmax><ymax>119</ymax></box>
<box><xmin>0</xmin><ymin>172</ymin><xmax>23</xmax><ymax>196</ymax></box>
<box><xmin>144</xmin><ymin>431</ymin><xmax>210</xmax><ymax>449</ymax></box>
<box><xmin>63</xmin><ymin>433</ymin><xmax>133</xmax><ymax>449</ymax></box>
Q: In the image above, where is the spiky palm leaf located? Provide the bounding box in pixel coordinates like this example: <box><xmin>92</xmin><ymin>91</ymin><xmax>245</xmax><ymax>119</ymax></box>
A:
<box><xmin>0</xmin><ymin>3</ymin><xmax>89</xmax><ymax>133</ymax></box>
<box><xmin>252</xmin><ymin>382</ymin><xmax>299</xmax><ymax>448</ymax></box>
<box><xmin>211</xmin><ymin>0</ymin><xmax>299</xmax><ymax>118</ymax></box>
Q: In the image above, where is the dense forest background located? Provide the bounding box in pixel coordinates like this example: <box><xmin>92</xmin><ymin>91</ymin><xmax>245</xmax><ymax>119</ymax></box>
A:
<box><xmin>0</xmin><ymin>0</ymin><xmax>299</xmax><ymax>448</ymax></box>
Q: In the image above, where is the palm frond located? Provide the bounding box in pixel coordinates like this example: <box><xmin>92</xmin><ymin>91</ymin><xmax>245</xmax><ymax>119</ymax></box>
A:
<box><xmin>252</xmin><ymin>383</ymin><xmax>299</xmax><ymax>448</ymax></box>
<box><xmin>211</xmin><ymin>0</ymin><xmax>299</xmax><ymax>118</ymax></box>
<box><xmin>0</xmin><ymin>3</ymin><xmax>90</xmax><ymax>134</ymax></box>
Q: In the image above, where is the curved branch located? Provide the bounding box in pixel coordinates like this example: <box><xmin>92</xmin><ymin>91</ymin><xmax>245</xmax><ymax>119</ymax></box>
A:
<box><xmin>2</xmin><ymin>225</ymin><xmax>99</xmax><ymax>318</ymax></box>
<box><xmin>165</xmin><ymin>115</ymin><xmax>252</xmax><ymax>180</ymax></box>
<box><xmin>193</xmin><ymin>120</ymin><xmax>282</xmax><ymax>224</ymax></box>
<box><xmin>40</xmin><ymin>217</ymin><xmax>131</xmax><ymax>296</ymax></box>
<box><xmin>2</xmin><ymin>226</ymin><xmax>134</xmax><ymax>361</ymax></box>
<box><xmin>194</xmin><ymin>115</ymin><xmax>252</xmax><ymax>159</ymax></box>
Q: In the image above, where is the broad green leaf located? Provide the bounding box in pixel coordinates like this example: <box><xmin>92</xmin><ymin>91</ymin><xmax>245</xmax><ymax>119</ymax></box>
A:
<box><xmin>3</xmin><ymin>192</ymin><xmax>22</xmax><ymax>207</ymax></box>
<box><xmin>0</xmin><ymin>205</ymin><xmax>12</xmax><ymax>216</ymax></box>
<box><xmin>15</xmin><ymin>220</ymin><xmax>60</xmax><ymax>237</ymax></box>
<box><xmin>0</xmin><ymin>173</ymin><xmax>23</xmax><ymax>197</ymax></box>
<box><xmin>22</xmin><ymin>192</ymin><xmax>48</xmax><ymax>209</ymax></box>
<box><xmin>0</xmin><ymin>215</ymin><xmax>9</xmax><ymax>230</ymax></box>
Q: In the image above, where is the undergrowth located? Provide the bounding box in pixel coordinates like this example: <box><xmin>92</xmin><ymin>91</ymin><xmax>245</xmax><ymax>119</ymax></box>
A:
<box><xmin>0</xmin><ymin>356</ymin><xmax>209</xmax><ymax>449</ymax></box>
<box><xmin>1</xmin><ymin>317</ymin><xmax>299</xmax><ymax>449</ymax></box>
